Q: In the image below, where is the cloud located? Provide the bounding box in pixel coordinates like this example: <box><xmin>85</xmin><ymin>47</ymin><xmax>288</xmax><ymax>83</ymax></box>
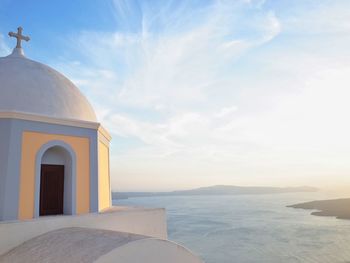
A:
<box><xmin>0</xmin><ymin>34</ymin><xmax>10</xmax><ymax>56</ymax></box>
<box><xmin>214</xmin><ymin>106</ymin><xmax>238</xmax><ymax>118</ymax></box>
<box><xmin>56</xmin><ymin>0</ymin><xmax>350</xmax><ymax>190</ymax></box>
<box><xmin>260</xmin><ymin>11</ymin><xmax>281</xmax><ymax>43</ymax></box>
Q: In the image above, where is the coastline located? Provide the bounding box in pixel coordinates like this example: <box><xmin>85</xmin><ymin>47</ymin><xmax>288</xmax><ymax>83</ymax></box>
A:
<box><xmin>288</xmin><ymin>198</ymin><xmax>350</xmax><ymax>219</ymax></box>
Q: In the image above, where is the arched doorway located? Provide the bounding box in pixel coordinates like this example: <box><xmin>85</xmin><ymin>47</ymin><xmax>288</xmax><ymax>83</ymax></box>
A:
<box><xmin>40</xmin><ymin>163</ymin><xmax>64</xmax><ymax>215</ymax></box>
<box><xmin>34</xmin><ymin>142</ymin><xmax>76</xmax><ymax>217</ymax></box>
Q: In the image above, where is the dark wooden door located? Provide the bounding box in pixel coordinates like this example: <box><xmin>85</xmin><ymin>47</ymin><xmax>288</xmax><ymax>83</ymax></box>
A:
<box><xmin>40</xmin><ymin>164</ymin><xmax>64</xmax><ymax>216</ymax></box>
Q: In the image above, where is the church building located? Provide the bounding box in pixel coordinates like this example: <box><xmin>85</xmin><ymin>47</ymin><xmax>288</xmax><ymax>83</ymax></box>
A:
<box><xmin>0</xmin><ymin>27</ymin><xmax>202</xmax><ymax>263</ymax></box>
<box><xmin>0</xmin><ymin>27</ymin><xmax>112</xmax><ymax>221</ymax></box>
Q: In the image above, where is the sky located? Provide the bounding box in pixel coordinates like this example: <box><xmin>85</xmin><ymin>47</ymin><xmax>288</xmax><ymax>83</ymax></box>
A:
<box><xmin>1</xmin><ymin>0</ymin><xmax>350</xmax><ymax>191</ymax></box>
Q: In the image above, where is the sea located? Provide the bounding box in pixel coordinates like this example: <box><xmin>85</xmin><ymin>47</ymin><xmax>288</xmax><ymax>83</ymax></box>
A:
<box><xmin>113</xmin><ymin>192</ymin><xmax>350</xmax><ymax>263</ymax></box>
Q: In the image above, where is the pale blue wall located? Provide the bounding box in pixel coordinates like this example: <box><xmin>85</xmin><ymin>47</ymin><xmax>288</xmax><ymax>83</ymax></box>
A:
<box><xmin>0</xmin><ymin>119</ymin><xmax>12</xmax><ymax>221</ymax></box>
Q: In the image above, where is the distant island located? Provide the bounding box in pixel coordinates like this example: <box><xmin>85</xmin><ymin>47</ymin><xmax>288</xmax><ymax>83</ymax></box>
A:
<box><xmin>113</xmin><ymin>185</ymin><xmax>318</xmax><ymax>199</ymax></box>
<box><xmin>288</xmin><ymin>198</ymin><xmax>350</xmax><ymax>219</ymax></box>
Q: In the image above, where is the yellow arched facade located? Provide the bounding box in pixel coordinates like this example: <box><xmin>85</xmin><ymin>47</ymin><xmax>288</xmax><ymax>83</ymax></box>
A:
<box><xmin>98</xmin><ymin>140</ymin><xmax>111</xmax><ymax>211</ymax></box>
<box><xmin>18</xmin><ymin>131</ymin><xmax>91</xmax><ymax>220</ymax></box>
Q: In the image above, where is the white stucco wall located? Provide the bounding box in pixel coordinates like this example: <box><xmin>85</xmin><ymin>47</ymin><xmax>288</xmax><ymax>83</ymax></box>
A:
<box><xmin>0</xmin><ymin>227</ymin><xmax>203</xmax><ymax>263</ymax></box>
<box><xmin>41</xmin><ymin>146</ymin><xmax>67</xmax><ymax>165</ymax></box>
<box><xmin>96</xmin><ymin>238</ymin><xmax>204</xmax><ymax>263</ymax></box>
<box><xmin>0</xmin><ymin>206</ymin><xmax>167</xmax><ymax>255</ymax></box>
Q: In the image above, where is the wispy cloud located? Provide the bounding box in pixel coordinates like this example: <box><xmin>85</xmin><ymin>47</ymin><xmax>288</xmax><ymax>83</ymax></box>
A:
<box><xmin>0</xmin><ymin>34</ymin><xmax>10</xmax><ymax>56</ymax></box>
<box><xmin>55</xmin><ymin>0</ymin><xmax>350</xmax><ymax>190</ymax></box>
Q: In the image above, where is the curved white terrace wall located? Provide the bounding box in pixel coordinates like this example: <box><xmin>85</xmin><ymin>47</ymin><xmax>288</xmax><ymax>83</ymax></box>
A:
<box><xmin>0</xmin><ymin>207</ymin><xmax>167</xmax><ymax>255</ymax></box>
<box><xmin>0</xmin><ymin>227</ymin><xmax>203</xmax><ymax>263</ymax></box>
<box><xmin>96</xmin><ymin>238</ymin><xmax>204</xmax><ymax>263</ymax></box>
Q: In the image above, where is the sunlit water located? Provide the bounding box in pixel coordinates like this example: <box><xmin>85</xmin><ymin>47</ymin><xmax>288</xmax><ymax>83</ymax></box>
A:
<box><xmin>114</xmin><ymin>193</ymin><xmax>350</xmax><ymax>263</ymax></box>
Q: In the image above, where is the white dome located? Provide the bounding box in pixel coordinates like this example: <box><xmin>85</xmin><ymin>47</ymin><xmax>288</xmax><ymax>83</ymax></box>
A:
<box><xmin>0</xmin><ymin>48</ymin><xmax>97</xmax><ymax>122</ymax></box>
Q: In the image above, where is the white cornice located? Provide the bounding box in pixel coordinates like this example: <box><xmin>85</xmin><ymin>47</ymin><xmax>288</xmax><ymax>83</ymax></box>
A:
<box><xmin>0</xmin><ymin>111</ymin><xmax>101</xmax><ymax>130</ymax></box>
<box><xmin>98</xmin><ymin>125</ymin><xmax>112</xmax><ymax>142</ymax></box>
<box><xmin>0</xmin><ymin>111</ymin><xmax>112</xmax><ymax>141</ymax></box>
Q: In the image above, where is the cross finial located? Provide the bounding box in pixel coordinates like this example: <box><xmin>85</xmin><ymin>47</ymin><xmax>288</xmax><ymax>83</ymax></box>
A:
<box><xmin>8</xmin><ymin>26</ymin><xmax>30</xmax><ymax>49</ymax></box>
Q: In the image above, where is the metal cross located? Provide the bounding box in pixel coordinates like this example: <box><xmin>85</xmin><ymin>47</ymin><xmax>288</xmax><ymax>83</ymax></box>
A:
<box><xmin>8</xmin><ymin>27</ymin><xmax>30</xmax><ymax>49</ymax></box>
